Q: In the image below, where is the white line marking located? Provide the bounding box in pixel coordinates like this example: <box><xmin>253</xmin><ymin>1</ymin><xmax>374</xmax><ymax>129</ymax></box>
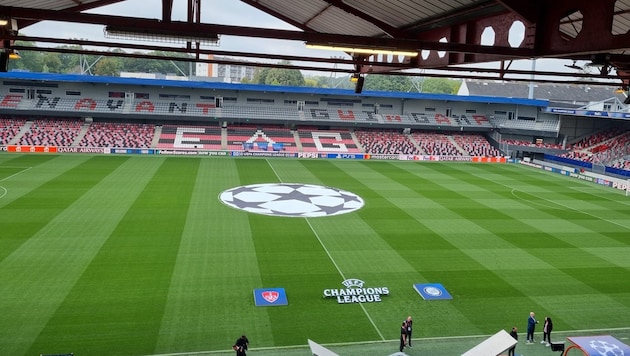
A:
<box><xmin>569</xmin><ymin>185</ymin><xmax>630</xmax><ymax>206</ymax></box>
<box><xmin>509</xmin><ymin>187</ymin><xmax>630</xmax><ymax>230</ymax></box>
<box><xmin>265</xmin><ymin>158</ymin><xmax>385</xmax><ymax>341</ymax></box>
<box><xmin>465</xmin><ymin>167</ymin><xmax>630</xmax><ymax>231</ymax></box>
<box><xmin>0</xmin><ymin>166</ymin><xmax>33</xmax><ymax>199</ymax></box>
<box><xmin>510</xmin><ymin>188</ymin><xmax>563</xmax><ymax>210</ymax></box>
<box><xmin>0</xmin><ymin>166</ymin><xmax>32</xmax><ymax>182</ymax></box>
<box><xmin>145</xmin><ymin>326</ymin><xmax>630</xmax><ymax>356</ymax></box>
<box><xmin>304</xmin><ymin>219</ymin><xmax>385</xmax><ymax>341</ymax></box>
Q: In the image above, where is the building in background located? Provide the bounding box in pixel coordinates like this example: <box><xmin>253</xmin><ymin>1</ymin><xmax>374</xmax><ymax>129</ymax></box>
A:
<box><xmin>196</xmin><ymin>54</ymin><xmax>257</xmax><ymax>83</ymax></box>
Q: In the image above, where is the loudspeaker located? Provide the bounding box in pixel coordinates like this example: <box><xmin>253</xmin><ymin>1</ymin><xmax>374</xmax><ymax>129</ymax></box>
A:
<box><xmin>354</xmin><ymin>76</ymin><xmax>364</xmax><ymax>94</ymax></box>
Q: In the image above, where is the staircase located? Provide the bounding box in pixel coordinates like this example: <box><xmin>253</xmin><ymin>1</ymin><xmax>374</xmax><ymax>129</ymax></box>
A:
<box><xmin>8</xmin><ymin>121</ymin><xmax>33</xmax><ymax>145</ymax></box>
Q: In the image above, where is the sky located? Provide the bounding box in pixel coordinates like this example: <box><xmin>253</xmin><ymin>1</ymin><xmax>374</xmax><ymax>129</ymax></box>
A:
<box><xmin>17</xmin><ymin>0</ymin><xmax>595</xmax><ymax>81</ymax></box>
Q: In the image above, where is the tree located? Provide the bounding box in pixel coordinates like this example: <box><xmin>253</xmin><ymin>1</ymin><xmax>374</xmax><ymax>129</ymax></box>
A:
<box><xmin>93</xmin><ymin>56</ymin><xmax>122</xmax><ymax>76</ymax></box>
<box><xmin>252</xmin><ymin>61</ymin><xmax>305</xmax><ymax>86</ymax></box>
<box><xmin>364</xmin><ymin>75</ymin><xmax>413</xmax><ymax>92</ymax></box>
<box><xmin>421</xmin><ymin>78</ymin><xmax>462</xmax><ymax>94</ymax></box>
<box><xmin>304</xmin><ymin>75</ymin><xmax>354</xmax><ymax>89</ymax></box>
<box><xmin>56</xmin><ymin>45</ymin><xmax>83</xmax><ymax>73</ymax></box>
<box><xmin>265</xmin><ymin>66</ymin><xmax>305</xmax><ymax>86</ymax></box>
<box><xmin>303</xmin><ymin>77</ymin><xmax>317</xmax><ymax>87</ymax></box>
<box><xmin>42</xmin><ymin>53</ymin><xmax>63</xmax><ymax>73</ymax></box>
<box><xmin>252</xmin><ymin>67</ymin><xmax>270</xmax><ymax>84</ymax></box>
<box><xmin>7</xmin><ymin>41</ymin><xmax>44</xmax><ymax>72</ymax></box>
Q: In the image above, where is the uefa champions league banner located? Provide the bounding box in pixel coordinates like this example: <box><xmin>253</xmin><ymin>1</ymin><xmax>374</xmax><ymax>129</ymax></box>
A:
<box><xmin>232</xmin><ymin>151</ymin><xmax>298</xmax><ymax>157</ymax></box>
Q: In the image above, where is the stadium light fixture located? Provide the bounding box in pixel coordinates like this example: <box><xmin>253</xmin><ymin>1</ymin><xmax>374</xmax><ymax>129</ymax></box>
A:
<box><xmin>8</xmin><ymin>49</ymin><xmax>20</xmax><ymax>59</ymax></box>
<box><xmin>305</xmin><ymin>43</ymin><xmax>418</xmax><ymax>57</ymax></box>
<box><xmin>104</xmin><ymin>25</ymin><xmax>220</xmax><ymax>46</ymax></box>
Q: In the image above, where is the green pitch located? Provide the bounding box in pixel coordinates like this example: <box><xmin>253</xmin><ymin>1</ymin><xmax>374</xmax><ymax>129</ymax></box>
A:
<box><xmin>1</xmin><ymin>154</ymin><xmax>629</xmax><ymax>356</ymax></box>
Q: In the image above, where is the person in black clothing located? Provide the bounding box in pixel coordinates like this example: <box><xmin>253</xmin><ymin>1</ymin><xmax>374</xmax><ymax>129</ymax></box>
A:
<box><xmin>508</xmin><ymin>326</ymin><xmax>518</xmax><ymax>356</ymax></box>
<box><xmin>233</xmin><ymin>335</ymin><xmax>249</xmax><ymax>356</ymax></box>
<box><xmin>405</xmin><ymin>316</ymin><xmax>413</xmax><ymax>347</ymax></box>
<box><xmin>399</xmin><ymin>321</ymin><xmax>407</xmax><ymax>352</ymax></box>
<box><xmin>542</xmin><ymin>317</ymin><xmax>553</xmax><ymax>346</ymax></box>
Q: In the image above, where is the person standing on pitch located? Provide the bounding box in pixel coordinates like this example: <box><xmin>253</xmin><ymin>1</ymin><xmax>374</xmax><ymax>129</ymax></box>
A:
<box><xmin>233</xmin><ymin>335</ymin><xmax>249</xmax><ymax>356</ymax></box>
<box><xmin>399</xmin><ymin>321</ymin><xmax>407</xmax><ymax>352</ymax></box>
<box><xmin>526</xmin><ymin>311</ymin><xmax>538</xmax><ymax>344</ymax></box>
<box><xmin>542</xmin><ymin>316</ymin><xmax>553</xmax><ymax>346</ymax></box>
<box><xmin>508</xmin><ymin>326</ymin><xmax>518</xmax><ymax>356</ymax></box>
<box><xmin>405</xmin><ymin>316</ymin><xmax>413</xmax><ymax>347</ymax></box>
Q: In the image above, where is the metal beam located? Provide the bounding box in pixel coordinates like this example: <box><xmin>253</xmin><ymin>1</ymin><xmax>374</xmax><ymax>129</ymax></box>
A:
<box><xmin>1</xmin><ymin>6</ymin><xmax>535</xmax><ymax>58</ymax></box>
<box><xmin>162</xmin><ymin>0</ymin><xmax>173</xmax><ymax>23</ymax></box>
<box><xmin>495</xmin><ymin>0</ymin><xmax>542</xmax><ymax>24</ymax></box>
<box><xmin>4</xmin><ymin>34</ymin><xmax>409</xmax><ymax>69</ymax></box>
<box><xmin>320</xmin><ymin>0</ymin><xmax>402</xmax><ymax>37</ymax></box>
<box><xmin>10</xmin><ymin>44</ymin><xmax>623</xmax><ymax>87</ymax></box>
<box><xmin>239</xmin><ymin>0</ymin><xmax>315</xmax><ymax>32</ymax></box>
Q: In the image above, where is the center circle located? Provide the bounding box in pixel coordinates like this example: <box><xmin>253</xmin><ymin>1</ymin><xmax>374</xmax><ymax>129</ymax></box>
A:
<box><xmin>219</xmin><ymin>183</ymin><xmax>364</xmax><ymax>217</ymax></box>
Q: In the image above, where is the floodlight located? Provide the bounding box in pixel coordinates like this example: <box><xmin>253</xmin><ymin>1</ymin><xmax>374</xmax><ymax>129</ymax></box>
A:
<box><xmin>104</xmin><ymin>25</ymin><xmax>220</xmax><ymax>46</ymax></box>
<box><xmin>306</xmin><ymin>43</ymin><xmax>418</xmax><ymax>57</ymax></box>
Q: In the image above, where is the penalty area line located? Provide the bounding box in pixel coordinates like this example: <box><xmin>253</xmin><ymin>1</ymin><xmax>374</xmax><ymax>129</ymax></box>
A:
<box><xmin>0</xmin><ymin>166</ymin><xmax>33</xmax><ymax>182</ymax></box>
<box><xmin>0</xmin><ymin>166</ymin><xmax>33</xmax><ymax>200</ymax></box>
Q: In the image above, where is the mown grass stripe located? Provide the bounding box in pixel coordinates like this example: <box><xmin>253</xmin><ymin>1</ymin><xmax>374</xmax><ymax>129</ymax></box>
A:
<box><xmin>297</xmin><ymin>160</ymin><xmax>493</xmax><ymax>336</ymax></box>
<box><xmin>0</xmin><ymin>155</ymin><xmax>126</xmax><ymax>262</ymax></box>
<box><xmin>0</xmin><ymin>155</ymin><xmax>107</xmax><ymax>208</ymax></box>
<box><xmin>155</xmin><ymin>158</ymin><xmax>274</xmax><ymax>353</ymax></box>
<box><xmin>234</xmin><ymin>159</ymin><xmax>385</xmax><ymax>345</ymax></box>
<box><xmin>405</xmin><ymin>163</ymin><xmax>630</xmax><ymax>326</ymax></box>
<box><xmin>0</xmin><ymin>157</ymin><xmax>628</xmax><ymax>356</ymax></box>
<box><xmin>0</xmin><ymin>156</ymin><xmax>157</xmax><ymax>356</ymax></box>
<box><xmin>345</xmin><ymin>161</ymin><xmax>560</xmax><ymax>332</ymax></box>
<box><xmin>267</xmin><ymin>159</ymin><xmax>412</xmax><ymax>342</ymax></box>
<box><xmin>24</xmin><ymin>157</ymin><xmax>199</xmax><ymax>356</ymax></box>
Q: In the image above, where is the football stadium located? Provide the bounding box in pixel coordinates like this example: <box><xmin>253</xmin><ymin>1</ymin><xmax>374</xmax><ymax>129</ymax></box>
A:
<box><xmin>1</xmin><ymin>70</ymin><xmax>630</xmax><ymax>356</ymax></box>
<box><xmin>2</xmin><ymin>1</ymin><xmax>630</xmax><ymax>356</ymax></box>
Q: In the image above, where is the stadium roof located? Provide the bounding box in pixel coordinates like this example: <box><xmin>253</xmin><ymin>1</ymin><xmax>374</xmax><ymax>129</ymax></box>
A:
<box><xmin>460</xmin><ymin>80</ymin><xmax>625</xmax><ymax>104</ymax></box>
<box><xmin>0</xmin><ymin>71</ymin><xmax>549</xmax><ymax>107</ymax></box>
<box><xmin>1</xmin><ymin>1</ymin><xmax>630</xmax><ymax>86</ymax></box>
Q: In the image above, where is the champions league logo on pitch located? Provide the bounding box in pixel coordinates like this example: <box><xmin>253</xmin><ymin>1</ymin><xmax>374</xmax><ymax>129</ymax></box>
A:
<box><xmin>323</xmin><ymin>278</ymin><xmax>389</xmax><ymax>304</ymax></box>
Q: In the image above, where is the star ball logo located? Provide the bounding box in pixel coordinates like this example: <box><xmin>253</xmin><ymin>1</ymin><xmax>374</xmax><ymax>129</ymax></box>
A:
<box><xmin>323</xmin><ymin>278</ymin><xmax>389</xmax><ymax>304</ymax></box>
<box><xmin>568</xmin><ymin>335</ymin><xmax>630</xmax><ymax>356</ymax></box>
<box><xmin>219</xmin><ymin>183</ymin><xmax>364</xmax><ymax>217</ymax></box>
